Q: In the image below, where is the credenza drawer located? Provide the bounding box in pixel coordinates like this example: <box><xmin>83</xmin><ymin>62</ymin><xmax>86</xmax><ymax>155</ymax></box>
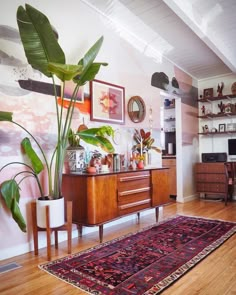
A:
<box><xmin>117</xmin><ymin>171</ymin><xmax>150</xmax><ymax>192</ymax></box>
<box><xmin>118</xmin><ymin>198</ymin><xmax>151</xmax><ymax>216</ymax></box>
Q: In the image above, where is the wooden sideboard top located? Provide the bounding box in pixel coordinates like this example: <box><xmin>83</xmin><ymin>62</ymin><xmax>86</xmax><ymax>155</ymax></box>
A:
<box><xmin>63</xmin><ymin>166</ymin><xmax>168</xmax><ymax>177</ymax></box>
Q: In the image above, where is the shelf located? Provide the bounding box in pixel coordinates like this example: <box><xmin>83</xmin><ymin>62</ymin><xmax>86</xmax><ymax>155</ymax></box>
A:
<box><xmin>164</xmin><ymin>105</ymin><xmax>175</xmax><ymax>109</ymax></box>
<box><xmin>164</xmin><ymin>118</ymin><xmax>175</xmax><ymax>122</ymax></box>
<box><xmin>198</xmin><ymin>112</ymin><xmax>236</xmax><ymax>119</ymax></box>
<box><xmin>197</xmin><ymin>94</ymin><xmax>236</xmax><ymax>103</ymax></box>
<box><xmin>198</xmin><ymin>131</ymin><xmax>236</xmax><ymax>135</ymax></box>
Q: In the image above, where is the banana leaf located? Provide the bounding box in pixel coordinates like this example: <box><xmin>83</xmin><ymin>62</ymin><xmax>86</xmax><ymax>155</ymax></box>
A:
<box><xmin>21</xmin><ymin>138</ymin><xmax>44</xmax><ymax>174</ymax></box>
<box><xmin>0</xmin><ymin>179</ymin><xmax>26</xmax><ymax>232</ymax></box>
<box><xmin>0</xmin><ymin>111</ymin><xmax>13</xmax><ymax>121</ymax></box>
<box><xmin>17</xmin><ymin>4</ymin><xmax>65</xmax><ymax>77</ymax></box>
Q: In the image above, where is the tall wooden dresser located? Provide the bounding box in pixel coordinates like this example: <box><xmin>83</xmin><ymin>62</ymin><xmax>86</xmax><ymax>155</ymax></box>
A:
<box><xmin>195</xmin><ymin>163</ymin><xmax>227</xmax><ymax>198</ymax></box>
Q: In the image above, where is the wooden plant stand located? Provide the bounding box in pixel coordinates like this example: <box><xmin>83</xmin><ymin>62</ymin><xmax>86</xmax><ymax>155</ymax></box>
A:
<box><xmin>31</xmin><ymin>201</ymin><xmax>72</xmax><ymax>261</ymax></box>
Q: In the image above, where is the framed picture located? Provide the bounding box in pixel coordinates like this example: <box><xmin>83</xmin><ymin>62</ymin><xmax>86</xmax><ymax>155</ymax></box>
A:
<box><xmin>203</xmin><ymin>88</ymin><xmax>213</xmax><ymax>98</ymax></box>
<box><xmin>90</xmin><ymin>79</ymin><xmax>125</xmax><ymax>124</ymax></box>
<box><xmin>219</xmin><ymin>123</ymin><xmax>226</xmax><ymax>132</ymax></box>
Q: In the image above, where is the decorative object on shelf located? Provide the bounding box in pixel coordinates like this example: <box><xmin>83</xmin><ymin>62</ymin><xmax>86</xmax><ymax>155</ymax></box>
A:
<box><xmin>90</xmin><ymin>150</ymin><xmax>103</xmax><ymax>172</ymax></box>
<box><xmin>224</xmin><ymin>103</ymin><xmax>231</xmax><ymax>113</ymax></box>
<box><xmin>227</xmin><ymin>123</ymin><xmax>236</xmax><ymax>132</ymax></box>
<box><xmin>137</xmin><ymin>160</ymin><xmax>144</xmax><ymax>169</ymax></box>
<box><xmin>203</xmin><ymin>88</ymin><xmax>213</xmax><ymax>98</ymax></box>
<box><xmin>127</xmin><ymin>95</ymin><xmax>146</xmax><ymax>123</ymax></box>
<box><xmin>211</xmin><ymin>128</ymin><xmax>218</xmax><ymax>133</ymax></box>
<box><xmin>231</xmin><ymin>82</ymin><xmax>236</xmax><ymax>95</ymax></box>
<box><xmin>202</xmin><ymin>125</ymin><xmax>209</xmax><ymax>133</ymax></box>
<box><xmin>219</xmin><ymin>123</ymin><xmax>226</xmax><ymax>132</ymax></box>
<box><xmin>217</xmin><ymin>82</ymin><xmax>224</xmax><ymax>97</ymax></box>
<box><xmin>201</xmin><ymin>105</ymin><xmax>205</xmax><ymax>115</ymax></box>
<box><xmin>0</xmin><ymin>4</ymin><xmax>109</xmax><ymax>232</ymax></box>
<box><xmin>132</xmin><ymin>129</ymin><xmax>161</xmax><ymax>165</ymax></box>
<box><xmin>164</xmin><ymin>98</ymin><xmax>171</xmax><ymax>107</ymax></box>
<box><xmin>218</xmin><ymin>101</ymin><xmax>225</xmax><ymax>113</ymax></box>
<box><xmin>90</xmin><ymin>79</ymin><xmax>125</xmax><ymax>125</ymax></box>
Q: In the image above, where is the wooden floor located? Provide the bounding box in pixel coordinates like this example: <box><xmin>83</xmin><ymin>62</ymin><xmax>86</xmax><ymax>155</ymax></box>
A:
<box><xmin>0</xmin><ymin>199</ymin><xmax>236</xmax><ymax>295</ymax></box>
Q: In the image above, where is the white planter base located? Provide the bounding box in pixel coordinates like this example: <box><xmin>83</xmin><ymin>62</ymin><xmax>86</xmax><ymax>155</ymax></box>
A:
<box><xmin>36</xmin><ymin>197</ymin><xmax>65</xmax><ymax>228</ymax></box>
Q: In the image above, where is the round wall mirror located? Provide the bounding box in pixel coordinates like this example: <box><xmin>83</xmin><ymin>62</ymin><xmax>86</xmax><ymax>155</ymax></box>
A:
<box><xmin>128</xmin><ymin>96</ymin><xmax>146</xmax><ymax>123</ymax></box>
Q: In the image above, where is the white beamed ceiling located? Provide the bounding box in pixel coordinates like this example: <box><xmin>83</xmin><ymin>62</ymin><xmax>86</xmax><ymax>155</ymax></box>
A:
<box><xmin>82</xmin><ymin>0</ymin><xmax>236</xmax><ymax>80</ymax></box>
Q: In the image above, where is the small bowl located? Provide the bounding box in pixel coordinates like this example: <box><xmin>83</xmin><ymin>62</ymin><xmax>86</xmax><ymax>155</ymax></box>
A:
<box><xmin>87</xmin><ymin>166</ymin><xmax>96</xmax><ymax>173</ymax></box>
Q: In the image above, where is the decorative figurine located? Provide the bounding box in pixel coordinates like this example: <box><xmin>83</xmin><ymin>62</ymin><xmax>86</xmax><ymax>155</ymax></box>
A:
<box><xmin>217</xmin><ymin>82</ymin><xmax>224</xmax><ymax>97</ymax></box>
<box><xmin>201</xmin><ymin>105</ymin><xmax>205</xmax><ymax>115</ymax></box>
<box><xmin>231</xmin><ymin>82</ymin><xmax>236</xmax><ymax>95</ymax></box>
<box><xmin>218</xmin><ymin>101</ymin><xmax>225</xmax><ymax>113</ymax></box>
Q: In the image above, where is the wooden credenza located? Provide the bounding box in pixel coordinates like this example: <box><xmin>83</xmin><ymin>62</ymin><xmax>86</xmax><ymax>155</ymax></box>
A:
<box><xmin>62</xmin><ymin>167</ymin><xmax>170</xmax><ymax>242</ymax></box>
<box><xmin>195</xmin><ymin>163</ymin><xmax>227</xmax><ymax>198</ymax></box>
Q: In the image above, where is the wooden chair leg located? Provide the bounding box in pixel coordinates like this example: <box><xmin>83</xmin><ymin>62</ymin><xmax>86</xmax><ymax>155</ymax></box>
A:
<box><xmin>54</xmin><ymin>230</ymin><xmax>58</xmax><ymax>249</ymax></box>
<box><xmin>31</xmin><ymin>202</ymin><xmax>38</xmax><ymax>255</ymax></box>
<box><xmin>67</xmin><ymin>201</ymin><xmax>72</xmax><ymax>254</ymax></box>
<box><xmin>46</xmin><ymin>205</ymin><xmax>51</xmax><ymax>261</ymax></box>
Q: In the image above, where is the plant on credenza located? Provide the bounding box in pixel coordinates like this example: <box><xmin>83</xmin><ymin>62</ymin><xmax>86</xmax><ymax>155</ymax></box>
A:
<box><xmin>0</xmin><ymin>3</ymin><xmax>110</xmax><ymax>232</ymax></box>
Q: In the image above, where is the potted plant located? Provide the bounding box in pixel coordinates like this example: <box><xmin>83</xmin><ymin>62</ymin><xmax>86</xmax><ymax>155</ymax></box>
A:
<box><xmin>66</xmin><ymin>125</ymin><xmax>115</xmax><ymax>172</ymax></box>
<box><xmin>132</xmin><ymin>129</ymin><xmax>161</xmax><ymax>166</ymax></box>
<box><xmin>0</xmin><ymin>3</ymin><xmax>112</xmax><ymax>231</ymax></box>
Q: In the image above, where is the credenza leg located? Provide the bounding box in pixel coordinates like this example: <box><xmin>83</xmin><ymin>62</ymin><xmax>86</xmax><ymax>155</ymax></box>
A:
<box><xmin>155</xmin><ymin>207</ymin><xmax>159</xmax><ymax>222</ymax></box>
<box><xmin>99</xmin><ymin>225</ymin><xmax>103</xmax><ymax>243</ymax></box>
<box><xmin>78</xmin><ymin>224</ymin><xmax>83</xmax><ymax>238</ymax></box>
<box><xmin>137</xmin><ymin>212</ymin><xmax>140</xmax><ymax>223</ymax></box>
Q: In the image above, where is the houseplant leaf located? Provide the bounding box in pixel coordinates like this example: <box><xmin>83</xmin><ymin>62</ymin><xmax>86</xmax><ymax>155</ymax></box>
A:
<box><xmin>0</xmin><ymin>179</ymin><xmax>26</xmax><ymax>232</ymax></box>
<box><xmin>73</xmin><ymin>36</ymin><xmax>108</xmax><ymax>86</ymax></box>
<box><xmin>78</xmin><ymin>128</ymin><xmax>115</xmax><ymax>153</ymax></box>
<box><xmin>17</xmin><ymin>4</ymin><xmax>65</xmax><ymax>77</ymax></box>
<box><xmin>21</xmin><ymin>138</ymin><xmax>44</xmax><ymax>174</ymax></box>
<box><xmin>48</xmin><ymin>63</ymin><xmax>83</xmax><ymax>81</ymax></box>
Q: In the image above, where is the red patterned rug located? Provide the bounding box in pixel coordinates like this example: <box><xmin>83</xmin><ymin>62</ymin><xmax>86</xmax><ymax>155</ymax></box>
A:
<box><xmin>39</xmin><ymin>215</ymin><xmax>236</xmax><ymax>294</ymax></box>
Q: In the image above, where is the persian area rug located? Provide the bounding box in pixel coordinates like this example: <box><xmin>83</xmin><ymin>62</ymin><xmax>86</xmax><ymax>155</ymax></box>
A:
<box><xmin>39</xmin><ymin>215</ymin><xmax>236</xmax><ymax>294</ymax></box>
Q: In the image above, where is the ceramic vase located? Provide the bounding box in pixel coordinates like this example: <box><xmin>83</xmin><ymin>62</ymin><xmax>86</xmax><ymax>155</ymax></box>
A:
<box><xmin>137</xmin><ymin>160</ymin><xmax>144</xmax><ymax>169</ymax></box>
<box><xmin>65</xmin><ymin>146</ymin><xmax>85</xmax><ymax>173</ymax></box>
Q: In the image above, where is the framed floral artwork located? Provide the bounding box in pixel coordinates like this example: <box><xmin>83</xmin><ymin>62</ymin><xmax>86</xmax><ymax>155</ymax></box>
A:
<box><xmin>90</xmin><ymin>79</ymin><xmax>125</xmax><ymax>124</ymax></box>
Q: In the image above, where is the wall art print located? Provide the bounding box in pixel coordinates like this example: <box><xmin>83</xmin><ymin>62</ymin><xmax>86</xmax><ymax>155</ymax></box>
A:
<box><xmin>90</xmin><ymin>79</ymin><xmax>125</xmax><ymax>124</ymax></box>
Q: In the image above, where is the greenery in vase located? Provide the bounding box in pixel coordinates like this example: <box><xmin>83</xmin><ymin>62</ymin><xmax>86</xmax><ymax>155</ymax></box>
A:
<box><xmin>132</xmin><ymin>128</ymin><xmax>161</xmax><ymax>154</ymax></box>
<box><xmin>0</xmin><ymin>4</ymin><xmax>113</xmax><ymax>232</ymax></box>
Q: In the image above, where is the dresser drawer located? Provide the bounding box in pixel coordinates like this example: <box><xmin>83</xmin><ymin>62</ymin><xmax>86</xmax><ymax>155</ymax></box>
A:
<box><xmin>196</xmin><ymin>173</ymin><xmax>226</xmax><ymax>183</ymax></box>
<box><xmin>117</xmin><ymin>171</ymin><xmax>150</xmax><ymax>192</ymax></box>
<box><xmin>118</xmin><ymin>198</ymin><xmax>151</xmax><ymax>216</ymax></box>
<box><xmin>196</xmin><ymin>183</ymin><xmax>226</xmax><ymax>193</ymax></box>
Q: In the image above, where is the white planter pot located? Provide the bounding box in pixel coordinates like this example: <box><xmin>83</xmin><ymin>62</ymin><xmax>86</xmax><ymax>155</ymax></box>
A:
<box><xmin>36</xmin><ymin>197</ymin><xmax>65</xmax><ymax>228</ymax></box>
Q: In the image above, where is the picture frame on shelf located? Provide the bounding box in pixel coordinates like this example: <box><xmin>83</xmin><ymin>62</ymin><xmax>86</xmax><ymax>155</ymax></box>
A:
<box><xmin>219</xmin><ymin>123</ymin><xmax>226</xmax><ymax>132</ymax></box>
<box><xmin>203</xmin><ymin>88</ymin><xmax>213</xmax><ymax>98</ymax></box>
<box><xmin>90</xmin><ymin>79</ymin><xmax>125</xmax><ymax>124</ymax></box>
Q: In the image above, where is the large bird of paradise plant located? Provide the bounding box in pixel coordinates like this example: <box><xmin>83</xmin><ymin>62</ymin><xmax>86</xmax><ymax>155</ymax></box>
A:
<box><xmin>0</xmin><ymin>4</ymin><xmax>114</xmax><ymax>232</ymax></box>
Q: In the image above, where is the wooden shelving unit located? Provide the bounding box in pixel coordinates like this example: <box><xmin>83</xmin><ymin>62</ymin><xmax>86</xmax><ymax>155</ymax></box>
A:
<box><xmin>197</xmin><ymin>94</ymin><xmax>236</xmax><ymax>103</ymax></box>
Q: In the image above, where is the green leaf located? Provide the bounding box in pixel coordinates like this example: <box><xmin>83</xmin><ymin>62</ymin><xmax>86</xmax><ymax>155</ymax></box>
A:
<box><xmin>17</xmin><ymin>4</ymin><xmax>65</xmax><ymax>77</ymax></box>
<box><xmin>11</xmin><ymin>198</ymin><xmax>27</xmax><ymax>232</ymax></box>
<box><xmin>78</xmin><ymin>127</ymin><xmax>114</xmax><ymax>153</ymax></box>
<box><xmin>73</xmin><ymin>62</ymin><xmax>108</xmax><ymax>86</ymax></box>
<box><xmin>73</xmin><ymin>36</ymin><xmax>108</xmax><ymax>86</ymax></box>
<box><xmin>21</xmin><ymin>138</ymin><xmax>44</xmax><ymax>174</ymax></box>
<box><xmin>1</xmin><ymin>180</ymin><xmax>26</xmax><ymax>232</ymax></box>
<box><xmin>0</xmin><ymin>111</ymin><xmax>13</xmax><ymax>122</ymax></box>
<box><xmin>48</xmin><ymin>62</ymin><xmax>83</xmax><ymax>81</ymax></box>
<box><xmin>0</xmin><ymin>180</ymin><xmax>20</xmax><ymax>209</ymax></box>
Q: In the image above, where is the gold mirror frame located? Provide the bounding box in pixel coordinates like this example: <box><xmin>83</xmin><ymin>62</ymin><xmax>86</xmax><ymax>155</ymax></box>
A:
<box><xmin>128</xmin><ymin>96</ymin><xmax>146</xmax><ymax>123</ymax></box>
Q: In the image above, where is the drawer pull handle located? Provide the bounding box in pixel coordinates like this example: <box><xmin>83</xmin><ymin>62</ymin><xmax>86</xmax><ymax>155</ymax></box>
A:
<box><xmin>119</xmin><ymin>174</ymin><xmax>149</xmax><ymax>182</ymax></box>
<box><xmin>119</xmin><ymin>187</ymin><xmax>150</xmax><ymax>196</ymax></box>
<box><xmin>119</xmin><ymin>199</ymin><xmax>151</xmax><ymax>210</ymax></box>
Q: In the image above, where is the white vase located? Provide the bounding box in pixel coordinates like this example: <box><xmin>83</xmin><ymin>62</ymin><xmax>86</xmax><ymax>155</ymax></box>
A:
<box><xmin>36</xmin><ymin>197</ymin><xmax>65</xmax><ymax>228</ymax></box>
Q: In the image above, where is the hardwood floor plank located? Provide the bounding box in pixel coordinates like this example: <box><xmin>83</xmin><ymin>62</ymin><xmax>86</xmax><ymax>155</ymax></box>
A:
<box><xmin>0</xmin><ymin>200</ymin><xmax>235</xmax><ymax>295</ymax></box>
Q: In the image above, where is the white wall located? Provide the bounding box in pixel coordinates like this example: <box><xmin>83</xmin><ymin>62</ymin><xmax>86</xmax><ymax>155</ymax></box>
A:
<box><xmin>0</xmin><ymin>0</ymin><xmax>198</xmax><ymax>259</ymax></box>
